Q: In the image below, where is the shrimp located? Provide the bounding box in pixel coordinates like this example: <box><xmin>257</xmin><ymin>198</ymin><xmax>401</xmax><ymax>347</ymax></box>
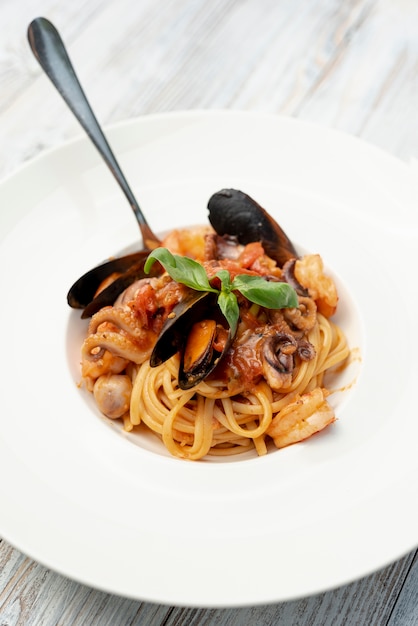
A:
<box><xmin>161</xmin><ymin>226</ymin><xmax>213</xmax><ymax>260</ymax></box>
<box><xmin>294</xmin><ymin>254</ymin><xmax>338</xmax><ymax>318</ymax></box>
<box><xmin>267</xmin><ymin>387</ymin><xmax>335</xmax><ymax>448</ymax></box>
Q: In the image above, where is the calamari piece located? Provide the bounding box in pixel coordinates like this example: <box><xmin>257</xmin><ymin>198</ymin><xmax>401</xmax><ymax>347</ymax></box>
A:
<box><xmin>81</xmin><ymin>306</ymin><xmax>157</xmax><ymax>379</ymax></box>
<box><xmin>93</xmin><ymin>373</ymin><xmax>133</xmax><ymax>419</ymax></box>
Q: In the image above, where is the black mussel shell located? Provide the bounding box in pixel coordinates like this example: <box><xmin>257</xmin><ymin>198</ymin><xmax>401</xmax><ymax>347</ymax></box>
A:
<box><xmin>207</xmin><ymin>189</ymin><xmax>297</xmax><ymax>267</ymax></box>
<box><xmin>150</xmin><ymin>290</ymin><xmax>233</xmax><ymax>390</ymax></box>
<box><xmin>67</xmin><ymin>249</ymin><xmax>164</xmax><ymax>318</ymax></box>
<box><xmin>150</xmin><ymin>291</ymin><xmax>217</xmax><ymax>367</ymax></box>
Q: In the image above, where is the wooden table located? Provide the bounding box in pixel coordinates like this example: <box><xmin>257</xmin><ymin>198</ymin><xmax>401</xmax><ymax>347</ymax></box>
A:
<box><xmin>1</xmin><ymin>1</ymin><xmax>417</xmax><ymax>623</ymax></box>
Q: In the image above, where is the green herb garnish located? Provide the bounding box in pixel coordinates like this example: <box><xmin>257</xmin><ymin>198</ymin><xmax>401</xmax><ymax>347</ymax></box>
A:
<box><xmin>144</xmin><ymin>247</ymin><xmax>298</xmax><ymax>335</ymax></box>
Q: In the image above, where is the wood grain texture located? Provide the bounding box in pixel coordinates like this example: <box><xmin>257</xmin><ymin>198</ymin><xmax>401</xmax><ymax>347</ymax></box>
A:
<box><xmin>1</xmin><ymin>0</ymin><xmax>417</xmax><ymax>624</ymax></box>
<box><xmin>2</xmin><ymin>0</ymin><xmax>418</xmax><ymax>176</ymax></box>
<box><xmin>0</xmin><ymin>539</ymin><xmax>417</xmax><ymax>625</ymax></box>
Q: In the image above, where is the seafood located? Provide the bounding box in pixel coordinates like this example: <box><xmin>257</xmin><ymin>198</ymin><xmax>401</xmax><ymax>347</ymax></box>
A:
<box><xmin>93</xmin><ymin>373</ymin><xmax>132</xmax><ymax>419</ymax></box>
<box><xmin>81</xmin><ymin>274</ymin><xmax>187</xmax><ymax>385</ymax></box>
<box><xmin>283</xmin><ymin>295</ymin><xmax>317</xmax><ymax>331</ymax></box>
<box><xmin>81</xmin><ymin>306</ymin><xmax>154</xmax><ymax>380</ymax></box>
<box><xmin>266</xmin><ymin>388</ymin><xmax>335</xmax><ymax>448</ymax></box>
<box><xmin>68</xmin><ymin>250</ymin><xmax>158</xmax><ymax>318</ymax></box>
<box><xmin>261</xmin><ymin>332</ymin><xmax>315</xmax><ymax>390</ymax></box>
<box><xmin>207</xmin><ymin>189</ymin><xmax>297</xmax><ymax>267</ymax></box>
<box><xmin>150</xmin><ymin>291</ymin><xmax>233</xmax><ymax>390</ymax></box>
<box><xmin>294</xmin><ymin>254</ymin><xmax>338</xmax><ymax>317</ymax></box>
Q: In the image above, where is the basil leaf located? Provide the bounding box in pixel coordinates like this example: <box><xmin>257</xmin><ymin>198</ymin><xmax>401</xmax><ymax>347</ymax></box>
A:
<box><xmin>231</xmin><ymin>274</ymin><xmax>298</xmax><ymax>309</ymax></box>
<box><xmin>214</xmin><ymin>269</ymin><xmax>232</xmax><ymax>292</ymax></box>
<box><xmin>144</xmin><ymin>248</ymin><xmax>216</xmax><ymax>292</ymax></box>
<box><xmin>217</xmin><ymin>290</ymin><xmax>239</xmax><ymax>336</ymax></box>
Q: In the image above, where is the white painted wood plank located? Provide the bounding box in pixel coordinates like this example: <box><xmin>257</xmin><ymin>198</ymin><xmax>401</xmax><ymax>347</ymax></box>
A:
<box><xmin>165</xmin><ymin>552</ymin><xmax>417</xmax><ymax>626</ymax></box>
<box><xmin>387</xmin><ymin>552</ymin><xmax>418</xmax><ymax>626</ymax></box>
<box><xmin>298</xmin><ymin>0</ymin><xmax>418</xmax><ymax>159</ymax></box>
<box><xmin>3</xmin><ymin>0</ymin><xmax>418</xmax><ymax>177</ymax></box>
<box><xmin>0</xmin><ymin>541</ymin><xmax>172</xmax><ymax>626</ymax></box>
<box><xmin>0</xmin><ymin>541</ymin><xmax>417</xmax><ymax>625</ymax></box>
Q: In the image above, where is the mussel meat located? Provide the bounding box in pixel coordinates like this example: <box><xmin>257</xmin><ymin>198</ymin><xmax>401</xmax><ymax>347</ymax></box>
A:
<box><xmin>150</xmin><ymin>290</ymin><xmax>233</xmax><ymax>390</ymax></box>
<box><xmin>207</xmin><ymin>188</ymin><xmax>297</xmax><ymax>267</ymax></box>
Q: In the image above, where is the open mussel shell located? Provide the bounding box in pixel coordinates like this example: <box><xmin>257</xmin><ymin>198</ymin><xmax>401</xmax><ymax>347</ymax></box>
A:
<box><xmin>208</xmin><ymin>188</ymin><xmax>297</xmax><ymax>267</ymax></box>
<box><xmin>150</xmin><ymin>290</ymin><xmax>233</xmax><ymax>390</ymax></box>
<box><xmin>67</xmin><ymin>249</ymin><xmax>161</xmax><ymax>318</ymax></box>
<box><xmin>67</xmin><ymin>250</ymin><xmax>148</xmax><ymax>308</ymax></box>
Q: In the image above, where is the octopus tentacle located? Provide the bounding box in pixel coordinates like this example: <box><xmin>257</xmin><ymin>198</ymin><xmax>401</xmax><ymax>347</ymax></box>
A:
<box><xmin>88</xmin><ymin>306</ymin><xmax>145</xmax><ymax>338</ymax></box>
<box><xmin>82</xmin><ymin>331</ymin><xmax>155</xmax><ymax>367</ymax></box>
<box><xmin>283</xmin><ymin>296</ymin><xmax>317</xmax><ymax>331</ymax></box>
<box><xmin>82</xmin><ymin>306</ymin><xmax>158</xmax><ymax>380</ymax></box>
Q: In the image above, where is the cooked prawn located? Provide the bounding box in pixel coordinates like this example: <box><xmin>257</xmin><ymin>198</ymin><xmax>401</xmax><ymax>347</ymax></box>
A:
<box><xmin>294</xmin><ymin>254</ymin><xmax>338</xmax><ymax>318</ymax></box>
<box><xmin>161</xmin><ymin>226</ymin><xmax>213</xmax><ymax>260</ymax></box>
<box><xmin>267</xmin><ymin>387</ymin><xmax>335</xmax><ymax>448</ymax></box>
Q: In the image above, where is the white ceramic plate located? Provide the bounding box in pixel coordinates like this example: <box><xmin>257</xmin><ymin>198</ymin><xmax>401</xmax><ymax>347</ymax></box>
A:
<box><xmin>1</xmin><ymin>111</ymin><xmax>417</xmax><ymax>608</ymax></box>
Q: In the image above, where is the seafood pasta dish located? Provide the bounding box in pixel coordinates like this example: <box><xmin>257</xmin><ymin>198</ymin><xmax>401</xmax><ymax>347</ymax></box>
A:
<box><xmin>70</xmin><ymin>189</ymin><xmax>349</xmax><ymax>460</ymax></box>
